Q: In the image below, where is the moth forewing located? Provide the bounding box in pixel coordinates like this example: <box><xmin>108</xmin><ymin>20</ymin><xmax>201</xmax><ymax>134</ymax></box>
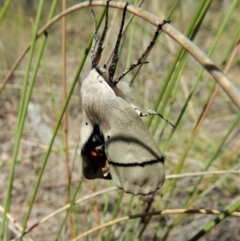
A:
<box><xmin>104</xmin><ymin>102</ymin><xmax>165</xmax><ymax>195</ymax></box>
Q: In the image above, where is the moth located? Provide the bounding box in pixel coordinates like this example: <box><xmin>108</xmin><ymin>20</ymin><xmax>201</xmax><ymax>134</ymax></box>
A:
<box><xmin>80</xmin><ymin>1</ymin><xmax>169</xmax><ymax>195</ymax></box>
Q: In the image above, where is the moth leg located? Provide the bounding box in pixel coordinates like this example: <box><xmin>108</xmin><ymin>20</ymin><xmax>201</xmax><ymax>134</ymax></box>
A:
<box><xmin>94</xmin><ymin>144</ymin><xmax>109</xmax><ymax>176</ymax></box>
<box><xmin>101</xmin><ymin>159</ymin><xmax>109</xmax><ymax>177</ymax></box>
<box><xmin>91</xmin><ymin>0</ymin><xmax>111</xmax><ymax>68</ymax></box>
<box><xmin>113</xmin><ymin>20</ymin><xmax>170</xmax><ymax>85</ymax></box>
<box><xmin>90</xmin><ymin>134</ymin><xmax>110</xmax><ymax>177</ymax></box>
<box><xmin>131</xmin><ymin>104</ymin><xmax>174</xmax><ymax>127</ymax></box>
<box><xmin>140</xmin><ymin>108</ymin><xmax>174</xmax><ymax>128</ymax></box>
<box><xmin>130</xmin><ymin>103</ymin><xmax>142</xmax><ymax>116</ymax></box>
<box><xmin>108</xmin><ymin>2</ymin><xmax>129</xmax><ymax>82</ymax></box>
<box><xmin>89</xmin><ymin>0</ymin><xmax>99</xmax><ymax>64</ymax></box>
<box><xmin>93</xmin><ymin>145</ymin><xmax>109</xmax><ymax>177</ymax></box>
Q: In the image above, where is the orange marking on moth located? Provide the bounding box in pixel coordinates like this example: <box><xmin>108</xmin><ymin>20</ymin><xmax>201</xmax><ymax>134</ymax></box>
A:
<box><xmin>90</xmin><ymin>150</ymin><xmax>98</xmax><ymax>157</ymax></box>
<box><xmin>101</xmin><ymin>161</ymin><xmax>109</xmax><ymax>174</ymax></box>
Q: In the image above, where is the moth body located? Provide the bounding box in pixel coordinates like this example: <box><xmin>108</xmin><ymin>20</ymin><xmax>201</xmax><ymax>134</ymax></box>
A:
<box><xmin>80</xmin><ymin>69</ymin><xmax>165</xmax><ymax>195</ymax></box>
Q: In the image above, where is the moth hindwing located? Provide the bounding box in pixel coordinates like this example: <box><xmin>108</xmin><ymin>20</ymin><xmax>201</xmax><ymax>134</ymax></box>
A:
<box><xmin>80</xmin><ymin>1</ymin><xmax>167</xmax><ymax>195</ymax></box>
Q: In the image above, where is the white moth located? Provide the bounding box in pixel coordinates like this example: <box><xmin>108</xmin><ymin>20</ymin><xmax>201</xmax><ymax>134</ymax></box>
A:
<box><xmin>80</xmin><ymin>1</ymin><xmax>168</xmax><ymax>195</ymax></box>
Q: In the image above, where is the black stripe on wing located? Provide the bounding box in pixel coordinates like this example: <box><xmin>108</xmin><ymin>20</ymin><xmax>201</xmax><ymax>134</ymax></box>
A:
<box><xmin>108</xmin><ymin>157</ymin><xmax>164</xmax><ymax>167</ymax></box>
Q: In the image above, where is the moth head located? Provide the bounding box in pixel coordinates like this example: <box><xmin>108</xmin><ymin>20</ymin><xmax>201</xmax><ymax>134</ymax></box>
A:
<box><xmin>96</xmin><ymin>64</ymin><xmax>110</xmax><ymax>82</ymax></box>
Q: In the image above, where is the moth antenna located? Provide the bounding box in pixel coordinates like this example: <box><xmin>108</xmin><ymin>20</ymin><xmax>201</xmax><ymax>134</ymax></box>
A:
<box><xmin>140</xmin><ymin>109</ymin><xmax>175</xmax><ymax>128</ymax></box>
<box><xmin>113</xmin><ymin>20</ymin><xmax>171</xmax><ymax>85</ymax></box>
<box><xmin>92</xmin><ymin>0</ymin><xmax>110</xmax><ymax>68</ymax></box>
<box><xmin>108</xmin><ymin>2</ymin><xmax>129</xmax><ymax>83</ymax></box>
<box><xmin>89</xmin><ymin>0</ymin><xmax>98</xmax><ymax>64</ymax></box>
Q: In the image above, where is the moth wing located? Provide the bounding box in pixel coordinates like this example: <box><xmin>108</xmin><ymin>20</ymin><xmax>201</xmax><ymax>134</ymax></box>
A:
<box><xmin>80</xmin><ymin>110</ymin><xmax>93</xmax><ymax>147</ymax></box>
<box><xmin>80</xmin><ymin>111</ymin><xmax>110</xmax><ymax>179</ymax></box>
<box><xmin>102</xmin><ymin>95</ymin><xmax>165</xmax><ymax>195</ymax></box>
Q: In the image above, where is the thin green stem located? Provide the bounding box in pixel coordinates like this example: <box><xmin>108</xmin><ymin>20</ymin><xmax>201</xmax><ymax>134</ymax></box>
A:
<box><xmin>189</xmin><ymin>200</ymin><xmax>240</xmax><ymax>241</ymax></box>
<box><xmin>0</xmin><ymin>0</ymin><xmax>46</xmax><ymax>239</ymax></box>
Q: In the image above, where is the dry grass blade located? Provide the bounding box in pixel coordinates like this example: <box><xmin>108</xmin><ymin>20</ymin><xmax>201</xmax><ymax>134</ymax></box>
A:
<box><xmin>71</xmin><ymin>209</ymin><xmax>240</xmax><ymax>241</ymax></box>
<box><xmin>0</xmin><ymin>206</ymin><xmax>33</xmax><ymax>241</ymax></box>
